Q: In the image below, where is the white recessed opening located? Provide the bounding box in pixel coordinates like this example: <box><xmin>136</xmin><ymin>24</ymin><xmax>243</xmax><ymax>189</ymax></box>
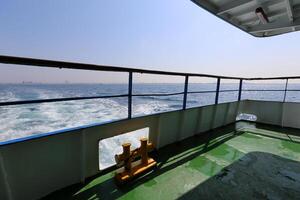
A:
<box><xmin>236</xmin><ymin>113</ymin><xmax>257</xmax><ymax>121</ymax></box>
<box><xmin>99</xmin><ymin>127</ymin><xmax>149</xmax><ymax>170</ymax></box>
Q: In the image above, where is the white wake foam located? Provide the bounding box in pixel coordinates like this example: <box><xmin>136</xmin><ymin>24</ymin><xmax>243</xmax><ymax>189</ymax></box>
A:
<box><xmin>0</xmin><ymin>91</ymin><xmax>171</xmax><ymax>168</ymax></box>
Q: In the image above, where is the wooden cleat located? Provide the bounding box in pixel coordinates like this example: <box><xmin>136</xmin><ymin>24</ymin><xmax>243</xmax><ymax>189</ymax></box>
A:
<box><xmin>115</xmin><ymin>158</ymin><xmax>157</xmax><ymax>184</ymax></box>
<box><xmin>114</xmin><ymin>138</ymin><xmax>157</xmax><ymax>185</ymax></box>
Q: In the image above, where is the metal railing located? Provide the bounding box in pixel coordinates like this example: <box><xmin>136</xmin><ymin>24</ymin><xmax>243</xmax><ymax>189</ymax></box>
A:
<box><xmin>241</xmin><ymin>78</ymin><xmax>300</xmax><ymax>103</ymax></box>
<box><xmin>1</xmin><ymin>55</ymin><xmax>300</xmax><ymax>118</ymax></box>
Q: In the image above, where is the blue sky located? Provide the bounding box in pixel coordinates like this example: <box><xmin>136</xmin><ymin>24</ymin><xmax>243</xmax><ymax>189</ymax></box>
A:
<box><xmin>0</xmin><ymin>0</ymin><xmax>300</xmax><ymax>83</ymax></box>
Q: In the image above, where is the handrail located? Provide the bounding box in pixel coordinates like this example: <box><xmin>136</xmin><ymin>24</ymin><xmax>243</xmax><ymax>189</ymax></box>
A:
<box><xmin>0</xmin><ymin>55</ymin><xmax>241</xmax><ymax>79</ymax></box>
<box><xmin>133</xmin><ymin>92</ymin><xmax>184</xmax><ymax>96</ymax></box>
<box><xmin>0</xmin><ymin>94</ymin><xmax>128</xmax><ymax>106</ymax></box>
<box><xmin>1</xmin><ymin>54</ymin><xmax>300</xmax><ymax>114</ymax></box>
<box><xmin>1</xmin><ymin>55</ymin><xmax>300</xmax><ymax>80</ymax></box>
<box><xmin>243</xmin><ymin>89</ymin><xmax>300</xmax><ymax>91</ymax></box>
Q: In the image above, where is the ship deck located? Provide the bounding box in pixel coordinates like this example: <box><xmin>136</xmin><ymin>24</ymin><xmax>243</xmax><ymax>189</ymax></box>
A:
<box><xmin>43</xmin><ymin>122</ymin><xmax>300</xmax><ymax>200</ymax></box>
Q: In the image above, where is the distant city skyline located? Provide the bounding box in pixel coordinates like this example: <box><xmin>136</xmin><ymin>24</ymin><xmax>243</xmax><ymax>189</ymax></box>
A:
<box><xmin>1</xmin><ymin>0</ymin><xmax>300</xmax><ymax>83</ymax></box>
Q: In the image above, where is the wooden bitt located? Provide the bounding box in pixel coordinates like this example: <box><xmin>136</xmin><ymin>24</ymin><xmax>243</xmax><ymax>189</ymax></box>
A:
<box><xmin>114</xmin><ymin>138</ymin><xmax>157</xmax><ymax>184</ymax></box>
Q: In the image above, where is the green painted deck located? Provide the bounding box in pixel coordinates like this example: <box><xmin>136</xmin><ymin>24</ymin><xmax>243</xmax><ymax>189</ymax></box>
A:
<box><xmin>43</xmin><ymin>122</ymin><xmax>300</xmax><ymax>200</ymax></box>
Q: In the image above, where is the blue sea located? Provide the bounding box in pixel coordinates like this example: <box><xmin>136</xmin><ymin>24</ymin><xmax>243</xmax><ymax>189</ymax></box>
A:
<box><xmin>0</xmin><ymin>83</ymin><xmax>299</xmax><ymax>168</ymax></box>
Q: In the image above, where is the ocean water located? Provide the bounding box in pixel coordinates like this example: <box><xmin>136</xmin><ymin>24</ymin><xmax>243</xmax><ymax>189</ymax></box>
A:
<box><xmin>1</xmin><ymin>83</ymin><xmax>300</xmax><ymax>168</ymax></box>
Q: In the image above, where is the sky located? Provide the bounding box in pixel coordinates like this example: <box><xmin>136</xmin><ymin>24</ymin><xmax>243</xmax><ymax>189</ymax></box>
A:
<box><xmin>0</xmin><ymin>0</ymin><xmax>300</xmax><ymax>83</ymax></box>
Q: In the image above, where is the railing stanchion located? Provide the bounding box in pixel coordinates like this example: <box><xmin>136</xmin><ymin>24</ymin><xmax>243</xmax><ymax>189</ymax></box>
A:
<box><xmin>238</xmin><ymin>79</ymin><xmax>243</xmax><ymax>101</ymax></box>
<box><xmin>283</xmin><ymin>78</ymin><xmax>288</xmax><ymax>102</ymax></box>
<box><xmin>128</xmin><ymin>72</ymin><xmax>133</xmax><ymax>119</ymax></box>
<box><xmin>183</xmin><ymin>75</ymin><xmax>189</xmax><ymax>110</ymax></box>
<box><xmin>215</xmin><ymin>78</ymin><xmax>220</xmax><ymax>104</ymax></box>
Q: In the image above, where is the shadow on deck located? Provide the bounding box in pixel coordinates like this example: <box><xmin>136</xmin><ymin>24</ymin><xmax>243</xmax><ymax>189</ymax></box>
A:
<box><xmin>178</xmin><ymin>152</ymin><xmax>300</xmax><ymax>199</ymax></box>
<box><xmin>43</xmin><ymin>122</ymin><xmax>300</xmax><ymax>200</ymax></box>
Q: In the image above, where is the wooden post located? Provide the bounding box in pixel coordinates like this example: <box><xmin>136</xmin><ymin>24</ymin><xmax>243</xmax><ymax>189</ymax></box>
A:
<box><xmin>140</xmin><ymin>138</ymin><xmax>148</xmax><ymax>165</ymax></box>
<box><xmin>122</xmin><ymin>143</ymin><xmax>131</xmax><ymax>171</ymax></box>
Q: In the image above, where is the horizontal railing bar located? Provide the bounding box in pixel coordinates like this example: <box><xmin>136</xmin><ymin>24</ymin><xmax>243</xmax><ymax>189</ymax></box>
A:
<box><xmin>243</xmin><ymin>89</ymin><xmax>300</xmax><ymax>92</ymax></box>
<box><xmin>246</xmin><ymin>77</ymin><xmax>300</xmax><ymax>80</ymax></box>
<box><xmin>2</xmin><ymin>89</ymin><xmax>300</xmax><ymax>107</ymax></box>
<box><xmin>187</xmin><ymin>90</ymin><xmax>216</xmax><ymax>94</ymax></box>
<box><xmin>132</xmin><ymin>92</ymin><xmax>184</xmax><ymax>97</ymax></box>
<box><xmin>0</xmin><ymin>94</ymin><xmax>128</xmax><ymax>107</ymax></box>
<box><xmin>219</xmin><ymin>90</ymin><xmax>239</xmax><ymax>92</ymax></box>
<box><xmin>113</xmin><ymin>89</ymin><xmax>300</xmax><ymax>96</ymax></box>
<box><xmin>185</xmin><ymin>90</ymin><xmax>239</xmax><ymax>94</ymax></box>
<box><xmin>0</xmin><ymin>55</ymin><xmax>240</xmax><ymax>80</ymax></box>
<box><xmin>2</xmin><ymin>55</ymin><xmax>300</xmax><ymax>80</ymax></box>
<box><xmin>285</xmin><ymin>89</ymin><xmax>300</xmax><ymax>91</ymax></box>
<box><xmin>0</xmin><ymin>90</ymin><xmax>240</xmax><ymax>107</ymax></box>
<box><xmin>243</xmin><ymin>89</ymin><xmax>285</xmax><ymax>92</ymax></box>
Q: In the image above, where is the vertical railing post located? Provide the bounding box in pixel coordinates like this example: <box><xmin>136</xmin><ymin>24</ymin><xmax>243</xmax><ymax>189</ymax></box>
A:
<box><xmin>238</xmin><ymin>79</ymin><xmax>243</xmax><ymax>101</ymax></box>
<box><xmin>128</xmin><ymin>72</ymin><xmax>133</xmax><ymax>119</ymax></box>
<box><xmin>215</xmin><ymin>78</ymin><xmax>220</xmax><ymax>104</ymax></box>
<box><xmin>283</xmin><ymin>78</ymin><xmax>288</xmax><ymax>102</ymax></box>
<box><xmin>183</xmin><ymin>75</ymin><xmax>189</xmax><ymax>110</ymax></box>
